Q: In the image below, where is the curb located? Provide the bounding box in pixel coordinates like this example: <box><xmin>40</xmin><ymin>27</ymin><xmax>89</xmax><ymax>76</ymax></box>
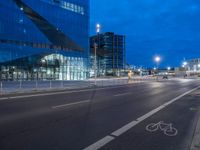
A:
<box><xmin>190</xmin><ymin>112</ymin><xmax>200</xmax><ymax>150</ymax></box>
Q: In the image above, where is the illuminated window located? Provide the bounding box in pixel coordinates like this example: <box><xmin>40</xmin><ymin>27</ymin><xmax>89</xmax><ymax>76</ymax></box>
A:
<box><xmin>40</xmin><ymin>0</ymin><xmax>85</xmax><ymax>15</ymax></box>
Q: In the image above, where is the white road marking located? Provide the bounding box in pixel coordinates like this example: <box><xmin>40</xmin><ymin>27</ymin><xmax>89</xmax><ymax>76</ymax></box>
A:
<box><xmin>0</xmin><ymin>97</ymin><xmax>9</xmax><ymax>101</ymax></box>
<box><xmin>52</xmin><ymin>100</ymin><xmax>90</xmax><ymax>109</ymax></box>
<box><xmin>83</xmin><ymin>136</ymin><xmax>114</xmax><ymax>150</ymax></box>
<box><xmin>83</xmin><ymin>85</ymin><xmax>200</xmax><ymax>150</ymax></box>
<box><xmin>114</xmin><ymin>92</ymin><xmax>131</xmax><ymax>97</ymax></box>
<box><xmin>146</xmin><ymin>121</ymin><xmax>178</xmax><ymax>136</ymax></box>
<box><xmin>0</xmin><ymin>84</ymin><xmax>135</xmax><ymax>101</ymax></box>
<box><xmin>111</xmin><ymin>121</ymin><xmax>138</xmax><ymax>137</ymax></box>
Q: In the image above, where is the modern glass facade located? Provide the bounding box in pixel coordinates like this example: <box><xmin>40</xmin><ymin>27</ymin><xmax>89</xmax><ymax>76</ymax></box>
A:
<box><xmin>90</xmin><ymin>32</ymin><xmax>126</xmax><ymax>76</ymax></box>
<box><xmin>0</xmin><ymin>0</ymin><xmax>89</xmax><ymax>81</ymax></box>
<box><xmin>186</xmin><ymin>58</ymin><xmax>200</xmax><ymax>74</ymax></box>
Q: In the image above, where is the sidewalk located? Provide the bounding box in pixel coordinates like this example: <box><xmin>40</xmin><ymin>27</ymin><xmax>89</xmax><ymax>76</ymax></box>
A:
<box><xmin>0</xmin><ymin>76</ymin><xmax>158</xmax><ymax>95</ymax></box>
<box><xmin>0</xmin><ymin>78</ymin><xmax>128</xmax><ymax>95</ymax></box>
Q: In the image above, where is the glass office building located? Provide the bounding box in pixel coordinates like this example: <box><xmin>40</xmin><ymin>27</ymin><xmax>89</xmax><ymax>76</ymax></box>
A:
<box><xmin>0</xmin><ymin>0</ymin><xmax>89</xmax><ymax>81</ymax></box>
<box><xmin>185</xmin><ymin>58</ymin><xmax>200</xmax><ymax>75</ymax></box>
<box><xmin>90</xmin><ymin>32</ymin><xmax>126</xmax><ymax>76</ymax></box>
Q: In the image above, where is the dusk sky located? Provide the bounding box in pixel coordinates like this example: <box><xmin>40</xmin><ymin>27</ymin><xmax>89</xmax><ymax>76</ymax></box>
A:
<box><xmin>90</xmin><ymin>0</ymin><xmax>200</xmax><ymax>68</ymax></box>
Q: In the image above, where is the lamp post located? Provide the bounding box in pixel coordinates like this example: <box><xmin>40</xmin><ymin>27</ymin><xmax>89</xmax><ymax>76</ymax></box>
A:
<box><xmin>96</xmin><ymin>23</ymin><xmax>100</xmax><ymax>33</ymax></box>
<box><xmin>198</xmin><ymin>64</ymin><xmax>200</xmax><ymax>70</ymax></box>
<box><xmin>155</xmin><ymin>56</ymin><xmax>160</xmax><ymax>66</ymax></box>
<box><xmin>94</xmin><ymin>23</ymin><xmax>101</xmax><ymax>85</ymax></box>
<box><xmin>182</xmin><ymin>61</ymin><xmax>187</xmax><ymax>71</ymax></box>
<box><xmin>167</xmin><ymin>66</ymin><xmax>171</xmax><ymax>72</ymax></box>
<box><xmin>94</xmin><ymin>43</ymin><xmax>97</xmax><ymax>85</ymax></box>
<box><xmin>154</xmin><ymin>56</ymin><xmax>161</xmax><ymax>81</ymax></box>
<box><xmin>198</xmin><ymin>64</ymin><xmax>200</xmax><ymax>73</ymax></box>
<box><xmin>167</xmin><ymin>66</ymin><xmax>171</xmax><ymax>75</ymax></box>
<box><xmin>182</xmin><ymin>61</ymin><xmax>188</xmax><ymax>78</ymax></box>
<box><xmin>155</xmin><ymin>56</ymin><xmax>161</xmax><ymax>72</ymax></box>
<box><xmin>183</xmin><ymin>61</ymin><xmax>187</xmax><ymax>66</ymax></box>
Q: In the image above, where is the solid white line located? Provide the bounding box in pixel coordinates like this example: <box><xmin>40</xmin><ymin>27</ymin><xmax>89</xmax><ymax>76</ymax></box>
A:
<box><xmin>83</xmin><ymin>85</ymin><xmax>200</xmax><ymax>150</ymax></box>
<box><xmin>83</xmin><ymin>136</ymin><xmax>115</xmax><ymax>150</ymax></box>
<box><xmin>0</xmin><ymin>84</ymin><xmax>134</xmax><ymax>101</ymax></box>
<box><xmin>114</xmin><ymin>92</ymin><xmax>131</xmax><ymax>97</ymax></box>
<box><xmin>111</xmin><ymin>121</ymin><xmax>138</xmax><ymax>137</ymax></box>
<box><xmin>0</xmin><ymin>97</ymin><xmax>9</xmax><ymax>100</ymax></box>
<box><xmin>52</xmin><ymin>100</ymin><xmax>90</xmax><ymax>109</ymax></box>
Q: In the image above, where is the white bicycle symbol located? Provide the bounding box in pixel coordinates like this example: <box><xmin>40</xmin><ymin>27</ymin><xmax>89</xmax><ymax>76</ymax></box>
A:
<box><xmin>146</xmin><ymin>121</ymin><xmax>178</xmax><ymax>136</ymax></box>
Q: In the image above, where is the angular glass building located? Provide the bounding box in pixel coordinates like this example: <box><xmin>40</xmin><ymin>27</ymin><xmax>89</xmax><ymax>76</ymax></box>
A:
<box><xmin>0</xmin><ymin>0</ymin><xmax>89</xmax><ymax>81</ymax></box>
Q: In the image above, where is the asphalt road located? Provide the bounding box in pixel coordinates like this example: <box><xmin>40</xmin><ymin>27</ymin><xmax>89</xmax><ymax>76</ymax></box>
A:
<box><xmin>0</xmin><ymin>78</ymin><xmax>200</xmax><ymax>150</ymax></box>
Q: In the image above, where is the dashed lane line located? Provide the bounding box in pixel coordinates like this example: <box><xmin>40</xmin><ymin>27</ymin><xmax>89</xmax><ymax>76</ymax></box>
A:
<box><xmin>52</xmin><ymin>100</ymin><xmax>91</xmax><ymax>109</ymax></box>
<box><xmin>0</xmin><ymin>84</ymin><xmax>140</xmax><ymax>101</ymax></box>
<box><xmin>114</xmin><ymin>92</ymin><xmax>131</xmax><ymax>97</ymax></box>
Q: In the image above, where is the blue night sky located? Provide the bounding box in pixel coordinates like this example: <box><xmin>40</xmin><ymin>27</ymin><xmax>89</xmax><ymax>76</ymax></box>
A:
<box><xmin>90</xmin><ymin>0</ymin><xmax>200</xmax><ymax>68</ymax></box>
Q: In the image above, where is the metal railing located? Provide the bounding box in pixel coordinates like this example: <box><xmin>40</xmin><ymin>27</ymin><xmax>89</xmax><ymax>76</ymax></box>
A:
<box><xmin>0</xmin><ymin>77</ymin><xmax>158</xmax><ymax>95</ymax></box>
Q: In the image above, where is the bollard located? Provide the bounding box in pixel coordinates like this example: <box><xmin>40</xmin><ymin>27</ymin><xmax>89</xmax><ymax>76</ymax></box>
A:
<box><xmin>0</xmin><ymin>81</ymin><xmax>2</xmax><ymax>95</ymax></box>
<box><xmin>50</xmin><ymin>80</ymin><xmax>52</xmax><ymax>89</ymax></box>
<box><xmin>35</xmin><ymin>80</ymin><xmax>38</xmax><ymax>89</ymax></box>
<box><xmin>61</xmin><ymin>80</ymin><xmax>64</xmax><ymax>88</ymax></box>
<box><xmin>19</xmin><ymin>80</ymin><xmax>22</xmax><ymax>89</ymax></box>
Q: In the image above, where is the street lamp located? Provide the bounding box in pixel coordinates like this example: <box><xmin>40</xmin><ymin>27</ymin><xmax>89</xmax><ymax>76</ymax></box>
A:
<box><xmin>96</xmin><ymin>23</ymin><xmax>101</xmax><ymax>33</ymax></box>
<box><xmin>94</xmin><ymin>23</ymin><xmax>101</xmax><ymax>85</ymax></box>
<box><xmin>167</xmin><ymin>67</ymin><xmax>171</xmax><ymax>75</ymax></box>
<box><xmin>182</xmin><ymin>61</ymin><xmax>188</xmax><ymax>71</ymax></box>
<box><xmin>183</xmin><ymin>61</ymin><xmax>187</xmax><ymax>66</ymax></box>
<box><xmin>155</xmin><ymin>56</ymin><xmax>161</xmax><ymax>64</ymax></box>
<box><xmin>154</xmin><ymin>56</ymin><xmax>161</xmax><ymax>81</ymax></box>
<box><xmin>154</xmin><ymin>56</ymin><xmax>161</xmax><ymax>71</ymax></box>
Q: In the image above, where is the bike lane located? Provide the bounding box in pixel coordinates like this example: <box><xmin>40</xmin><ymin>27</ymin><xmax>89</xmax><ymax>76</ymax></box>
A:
<box><xmin>100</xmin><ymin>89</ymin><xmax>200</xmax><ymax>150</ymax></box>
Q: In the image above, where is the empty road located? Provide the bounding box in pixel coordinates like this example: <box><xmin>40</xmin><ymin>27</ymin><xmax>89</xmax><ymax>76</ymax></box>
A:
<box><xmin>0</xmin><ymin>78</ymin><xmax>200</xmax><ymax>150</ymax></box>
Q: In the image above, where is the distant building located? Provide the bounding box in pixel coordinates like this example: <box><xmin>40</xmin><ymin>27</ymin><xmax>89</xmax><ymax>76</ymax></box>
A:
<box><xmin>90</xmin><ymin>32</ymin><xmax>126</xmax><ymax>76</ymax></box>
<box><xmin>185</xmin><ymin>58</ymin><xmax>200</xmax><ymax>75</ymax></box>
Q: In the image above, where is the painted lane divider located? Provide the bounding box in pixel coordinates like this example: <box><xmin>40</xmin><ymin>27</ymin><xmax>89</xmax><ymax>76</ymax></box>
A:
<box><xmin>0</xmin><ymin>84</ymin><xmax>137</xmax><ymax>102</ymax></box>
<box><xmin>114</xmin><ymin>92</ymin><xmax>131</xmax><ymax>97</ymax></box>
<box><xmin>52</xmin><ymin>100</ymin><xmax>91</xmax><ymax>109</ymax></box>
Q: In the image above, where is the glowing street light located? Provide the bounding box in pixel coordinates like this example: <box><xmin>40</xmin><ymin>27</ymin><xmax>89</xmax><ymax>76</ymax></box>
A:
<box><xmin>154</xmin><ymin>56</ymin><xmax>161</xmax><ymax>70</ymax></box>
<box><xmin>154</xmin><ymin>56</ymin><xmax>161</xmax><ymax>81</ymax></box>
<box><xmin>96</xmin><ymin>23</ymin><xmax>101</xmax><ymax>33</ymax></box>
<box><xmin>94</xmin><ymin>23</ymin><xmax>101</xmax><ymax>85</ymax></box>
<box><xmin>167</xmin><ymin>67</ymin><xmax>171</xmax><ymax>71</ymax></box>
<box><xmin>155</xmin><ymin>56</ymin><xmax>161</xmax><ymax>63</ymax></box>
<box><xmin>183</xmin><ymin>61</ymin><xmax>187</xmax><ymax>66</ymax></box>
